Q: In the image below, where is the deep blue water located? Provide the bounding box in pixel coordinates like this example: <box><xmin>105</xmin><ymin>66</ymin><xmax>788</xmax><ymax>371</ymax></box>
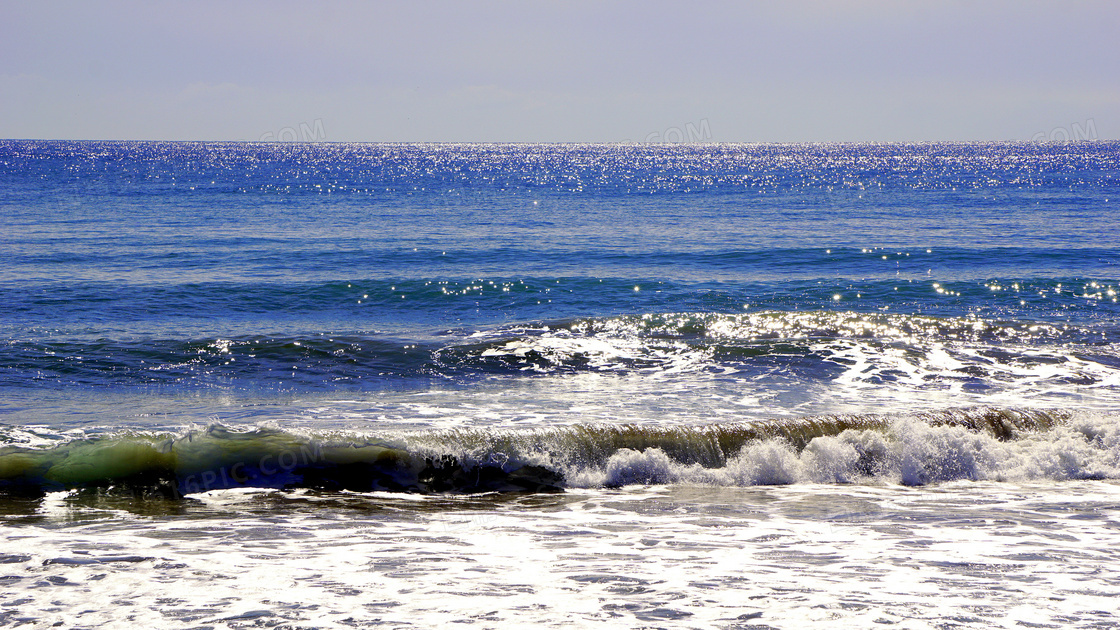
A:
<box><xmin>1</xmin><ymin>140</ymin><xmax>1119</xmax><ymax>486</ymax></box>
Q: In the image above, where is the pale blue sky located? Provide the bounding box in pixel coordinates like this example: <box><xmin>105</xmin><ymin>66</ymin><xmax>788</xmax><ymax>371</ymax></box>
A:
<box><xmin>2</xmin><ymin>0</ymin><xmax>1116</xmax><ymax>142</ymax></box>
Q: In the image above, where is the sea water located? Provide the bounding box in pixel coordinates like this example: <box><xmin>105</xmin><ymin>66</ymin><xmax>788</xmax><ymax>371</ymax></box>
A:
<box><xmin>1</xmin><ymin>141</ymin><xmax>1119</xmax><ymax>628</ymax></box>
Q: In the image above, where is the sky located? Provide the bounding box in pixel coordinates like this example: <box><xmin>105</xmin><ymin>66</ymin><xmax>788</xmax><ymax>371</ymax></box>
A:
<box><xmin>1</xmin><ymin>0</ymin><xmax>1117</xmax><ymax>142</ymax></box>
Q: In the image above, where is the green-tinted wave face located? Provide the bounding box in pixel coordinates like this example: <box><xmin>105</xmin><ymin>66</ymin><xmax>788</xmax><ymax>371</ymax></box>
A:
<box><xmin>1</xmin><ymin>407</ymin><xmax>1105</xmax><ymax>499</ymax></box>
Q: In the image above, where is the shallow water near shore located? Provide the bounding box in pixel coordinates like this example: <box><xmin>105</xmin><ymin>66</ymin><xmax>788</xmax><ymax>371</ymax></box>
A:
<box><xmin>3</xmin><ymin>481</ymin><xmax>1119</xmax><ymax>629</ymax></box>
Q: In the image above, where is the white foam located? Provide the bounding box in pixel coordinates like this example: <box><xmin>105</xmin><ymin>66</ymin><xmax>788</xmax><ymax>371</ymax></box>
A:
<box><xmin>564</xmin><ymin>412</ymin><xmax>1120</xmax><ymax>488</ymax></box>
<box><xmin>456</xmin><ymin>312</ymin><xmax>1120</xmax><ymax>426</ymax></box>
<box><xmin>478</xmin><ymin>331</ymin><xmax>707</xmax><ymax>374</ymax></box>
<box><xmin>9</xmin><ymin>480</ymin><xmax>1120</xmax><ymax>629</ymax></box>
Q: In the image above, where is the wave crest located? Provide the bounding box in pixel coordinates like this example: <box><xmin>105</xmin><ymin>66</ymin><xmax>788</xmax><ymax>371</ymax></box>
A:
<box><xmin>3</xmin><ymin>407</ymin><xmax>1112</xmax><ymax>497</ymax></box>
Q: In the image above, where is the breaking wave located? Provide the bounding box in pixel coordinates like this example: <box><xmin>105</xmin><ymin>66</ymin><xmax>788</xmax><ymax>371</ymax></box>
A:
<box><xmin>3</xmin><ymin>407</ymin><xmax>1117</xmax><ymax>498</ymax></box>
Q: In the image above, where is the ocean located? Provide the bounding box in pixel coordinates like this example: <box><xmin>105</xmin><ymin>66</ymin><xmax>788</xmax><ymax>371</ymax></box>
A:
<box><xmin>1</xmin><ymin>140</ymin><xmax>1119</xmax><ymax>628</ymax></box>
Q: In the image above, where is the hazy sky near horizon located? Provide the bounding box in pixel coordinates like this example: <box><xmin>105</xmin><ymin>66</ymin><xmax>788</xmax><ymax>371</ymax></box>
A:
<box><xmin>2</xmin><ymin>0</ymin><xmax>1117</xmax><ymax>142</ymax></box>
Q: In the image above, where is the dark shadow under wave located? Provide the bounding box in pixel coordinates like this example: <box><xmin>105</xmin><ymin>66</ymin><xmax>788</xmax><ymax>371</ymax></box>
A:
<box><xmin>2</xmin><ymin>407</ymin><xmax>1102</xmax><ymax>499</ymax></box>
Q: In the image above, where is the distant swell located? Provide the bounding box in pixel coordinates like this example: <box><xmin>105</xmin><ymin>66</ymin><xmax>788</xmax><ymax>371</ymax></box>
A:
<box><xmin>4</xmin><ymin>407</ymin><xmax>1116</xmax><ymax>497</ymax></box>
